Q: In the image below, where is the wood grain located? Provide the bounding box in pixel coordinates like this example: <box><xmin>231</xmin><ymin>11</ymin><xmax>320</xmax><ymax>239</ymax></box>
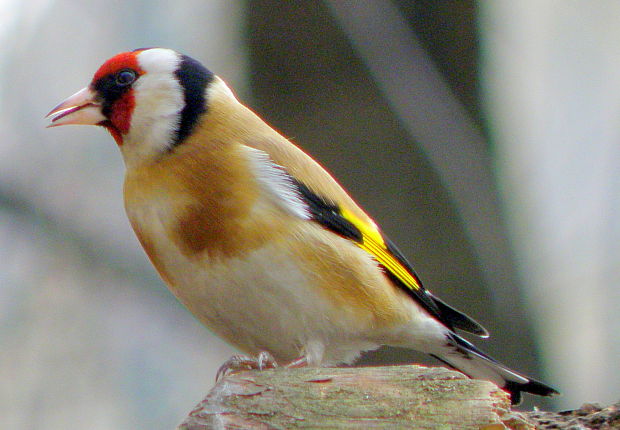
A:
<box><xmin>177</xmin><ymin>365</ymin><xmax>534</xmax><ymax>429</ymax></box>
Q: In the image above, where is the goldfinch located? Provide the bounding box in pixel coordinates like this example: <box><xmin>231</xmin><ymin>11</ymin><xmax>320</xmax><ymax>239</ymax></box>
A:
<box><xmin>47</xmin><ymin>48</ymin><xmax>558</xmax><ymax>404</ymax></box>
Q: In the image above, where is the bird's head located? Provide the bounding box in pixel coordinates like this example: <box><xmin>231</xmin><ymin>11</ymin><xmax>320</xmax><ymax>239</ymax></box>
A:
<box><xmin>47</xmin><ymin>48</ymin><xmax>215</xmax><ymax>165</ymax></box>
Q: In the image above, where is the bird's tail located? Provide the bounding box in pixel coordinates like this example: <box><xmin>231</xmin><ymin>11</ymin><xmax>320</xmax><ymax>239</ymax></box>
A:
<box><xmin>432</xmin><ymin>333</ymin><xmax>559</xmax><ymax>404</ymax></box>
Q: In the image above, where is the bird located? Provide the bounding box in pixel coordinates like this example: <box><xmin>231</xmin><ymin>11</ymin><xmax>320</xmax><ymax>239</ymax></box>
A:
<box><xmin>46</xmin><ymin>47</ymin><xmax>558</xmax><ymax>404</ymax></box>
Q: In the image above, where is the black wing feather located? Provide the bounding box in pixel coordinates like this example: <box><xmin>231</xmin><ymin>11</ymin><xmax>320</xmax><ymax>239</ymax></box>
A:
<box><xmin>292</xmin><ymin>179</ymin><xmax>487</xmax><ymax>336</ymax></box>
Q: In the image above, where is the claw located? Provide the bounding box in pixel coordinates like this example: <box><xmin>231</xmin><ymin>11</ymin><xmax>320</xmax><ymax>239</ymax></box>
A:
<box><xmin>256</xmin><ymin>351</ymin><xmax>278</xmax><ymax>370</ymax></box>
<box><xmin>215</xmin><ymin>351</ymin><xmax>279</xmax><ymax>382</ymax></box>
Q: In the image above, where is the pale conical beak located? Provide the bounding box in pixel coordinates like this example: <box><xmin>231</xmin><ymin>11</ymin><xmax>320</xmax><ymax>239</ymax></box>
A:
<box><xmin>46</xmin><ymin>87</ymin><xmax>105</xmax><ymax>127</ymax></box>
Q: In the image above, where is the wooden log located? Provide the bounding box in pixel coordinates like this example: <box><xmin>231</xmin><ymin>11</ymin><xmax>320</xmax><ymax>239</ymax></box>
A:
<box><xmin>177</xmin><ymin>365</ymin><xmax>535</xmax><ymax>429</ymax></box>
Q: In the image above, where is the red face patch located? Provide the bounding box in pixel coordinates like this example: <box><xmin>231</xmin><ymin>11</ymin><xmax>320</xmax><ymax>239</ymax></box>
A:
<box><xmin>93</xmin><ymin>51</ymin><xmax>143</xmax><ymax>83</ymax></box>
<box><xmin>109</xmin><ymin>92</ymin><xmax>135</xmax><ymax>135</ymax></box>
<box><xmin>91</xmin><ymin>51</ymin><xmax>145</xmax><ymax>145</ymax></box>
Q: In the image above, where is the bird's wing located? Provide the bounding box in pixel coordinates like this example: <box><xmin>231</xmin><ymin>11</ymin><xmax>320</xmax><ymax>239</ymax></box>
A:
<box><xmin>245</xmin><ymin>137</ymin><xmax>488</xmax><ymax>337</ymax></box>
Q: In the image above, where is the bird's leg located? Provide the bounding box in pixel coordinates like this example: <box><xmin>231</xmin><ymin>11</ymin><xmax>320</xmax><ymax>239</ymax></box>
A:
<box><xmin>215</xmin><ymin>351</ymin><xmax>278</xmax><ymax>382</ymax></box>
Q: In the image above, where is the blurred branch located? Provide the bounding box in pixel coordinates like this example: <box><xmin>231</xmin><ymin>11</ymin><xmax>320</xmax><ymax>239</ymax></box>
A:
<box><xmin>319</xmin><ymin>4</ymin><xmax>552</xmax><ymax>391</ymax></box>
<box><xmin>323</xmin><ymin>0</ymin><xmax>519</xmax><ymax>311</ymax></box>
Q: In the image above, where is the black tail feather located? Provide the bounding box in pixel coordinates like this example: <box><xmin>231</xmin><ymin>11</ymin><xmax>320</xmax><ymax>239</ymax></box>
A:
<box><xmin>431</xmin><ymin>295</ymin><xmax>489</xmax><ymax>337</ymax></box>
<box><xmin>504</xmin><ymin>379</ymin><xmax>560</xmax><ymax>405</ymax></box>
<box><xmin>434</xmin><ymin>333</ymin><xmax>559</xmax><ymax>405</ymax></box>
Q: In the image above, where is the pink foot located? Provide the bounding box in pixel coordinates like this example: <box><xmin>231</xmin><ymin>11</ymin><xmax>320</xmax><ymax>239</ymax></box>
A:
<box><xmin>215</xmin><ymin>351</ymin><xmax>278</xmax><ymax>382</ymax></box>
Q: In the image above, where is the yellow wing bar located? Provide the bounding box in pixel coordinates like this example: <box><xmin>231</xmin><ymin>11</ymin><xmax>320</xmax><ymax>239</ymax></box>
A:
<box><xmin>340</xmin><ymin>208</ymin><xmax>422</xmax><ymax>292</ymax></box>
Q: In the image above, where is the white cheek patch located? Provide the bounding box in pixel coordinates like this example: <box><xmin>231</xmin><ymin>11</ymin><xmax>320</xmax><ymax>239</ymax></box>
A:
<box><xmin>121</xmin><ymin>49</ymin><xmax>185</xmax><ymax>164</ymax></box>
<box><xmin>135</xmin><ymin>48</ymin><xmax>184</xmax><ymax>127</ymax></box>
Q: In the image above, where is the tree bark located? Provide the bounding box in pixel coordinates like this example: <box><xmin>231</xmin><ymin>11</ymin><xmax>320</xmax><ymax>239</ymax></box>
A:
<box><xmin>177</xmin><ymin>364</ymin><xmax>535</xmax><ymax>429</ymax></box>
<box><xmin>524</xmin><ymin>401</ymin><xmax>620</xmax><ymax>429</ymax></box>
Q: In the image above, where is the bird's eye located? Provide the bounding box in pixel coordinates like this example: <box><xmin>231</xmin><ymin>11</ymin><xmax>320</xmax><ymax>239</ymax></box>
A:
<box><xmin>115</xmin><ymin>69</ymin><xmax>137</xmax><ymax>87</ymax></box>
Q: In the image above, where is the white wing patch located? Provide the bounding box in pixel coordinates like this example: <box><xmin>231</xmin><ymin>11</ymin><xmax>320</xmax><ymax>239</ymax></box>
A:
<box><xmin>244</xmin><ymin>146</ymin><xmax>310</xmax><ymax>220</ymax></box>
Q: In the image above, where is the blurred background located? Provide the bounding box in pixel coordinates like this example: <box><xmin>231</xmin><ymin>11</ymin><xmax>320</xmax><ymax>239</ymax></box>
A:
<box><xmin>2</xmin><ymin>0</ymin><xmax>619</xmax><ymax>428</ymax></box>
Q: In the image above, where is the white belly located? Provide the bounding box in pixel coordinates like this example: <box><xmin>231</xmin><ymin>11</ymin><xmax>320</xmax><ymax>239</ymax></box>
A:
<box><xmin>169</xmin><ymin>244</ymin><xmax>335</xmax><ymax>362</ymax></box>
